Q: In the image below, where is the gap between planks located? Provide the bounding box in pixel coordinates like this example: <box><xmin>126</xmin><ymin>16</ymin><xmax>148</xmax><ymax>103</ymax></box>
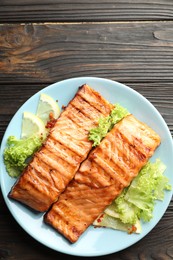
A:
<box><xmin>1</xmin><ymin>20</ymin><xmax>173</xmax><ymax>26</ymax></box>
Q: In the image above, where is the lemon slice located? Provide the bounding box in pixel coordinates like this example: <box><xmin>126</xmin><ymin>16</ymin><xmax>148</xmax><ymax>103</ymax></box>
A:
<box><xmin>36</xmin><ymin>93</ymin><xmax>60</xmax><ymax>124</ymax></box>
<box><xmin>21</xmin><ymin>112</ymin><xmax>46</xmax><ymax>139</ymax></box>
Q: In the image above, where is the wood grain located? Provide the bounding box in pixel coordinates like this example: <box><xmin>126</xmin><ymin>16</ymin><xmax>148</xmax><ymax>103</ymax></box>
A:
<box><xmin>1</xmin><ymin>0</ymin><xmax>173</xmax><ymax>22</ymax></box>
<box><xmin>1</xmin><ymin>22</ymin><xmax>173</xmax><ymax>84</ymax></box>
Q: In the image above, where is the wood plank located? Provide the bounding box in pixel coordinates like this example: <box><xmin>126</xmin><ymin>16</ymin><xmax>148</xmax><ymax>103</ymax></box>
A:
<box><xmin>1</xmin><ymin>0</ymin><xmax>173</xmax><ymax>22</ymax></box>
<box><xmin>1</xmin><ymin>22</ymin><xmax>173</xmax><ymax>84</ymax></box>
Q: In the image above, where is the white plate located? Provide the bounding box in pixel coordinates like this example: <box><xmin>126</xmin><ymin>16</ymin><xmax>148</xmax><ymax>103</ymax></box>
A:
<box><xmin>0</xmin><ymin>77</ymin><xmax>173</xmax><ymax>257</ymax></box>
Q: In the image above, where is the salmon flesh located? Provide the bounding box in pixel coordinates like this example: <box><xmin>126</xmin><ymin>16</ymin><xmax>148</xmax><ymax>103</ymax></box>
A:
<box><xmin>9</xmin><ymin>84</ymin><xmax>113</xmax><ymax>212</ymax></box>
<box><xmin>44</xmin><ymin>114</ymin><xmax>161</xmax><ymax>243</ymax></box>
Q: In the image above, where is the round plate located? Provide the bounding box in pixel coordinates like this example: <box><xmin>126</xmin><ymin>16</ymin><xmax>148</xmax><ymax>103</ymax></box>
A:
<box><xmin>0</xmin><ymin>77</ymin><xmax>173</xmax><ymax>257</ymax></box>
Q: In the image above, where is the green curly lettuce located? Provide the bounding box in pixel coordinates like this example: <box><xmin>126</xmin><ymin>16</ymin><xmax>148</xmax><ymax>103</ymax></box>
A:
<box><xmin>3</xmin><ymin>135</ymin><xmax>43</xmax><ymax>178</ymax></box>
<box><xmin>106</xmin><ymin>159</ymin><xmax>171</xmax><ymax>225</ymax></box>
<box><xmin>89</xmin><ymin>103</ymin><xmax>129</xmax><ymax>147</ymax></box>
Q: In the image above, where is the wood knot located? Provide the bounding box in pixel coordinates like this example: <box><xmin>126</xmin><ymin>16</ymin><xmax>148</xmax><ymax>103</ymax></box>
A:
<box><xmin>4</xmin><ymin>25</ymin><xmax>35</xmax><ymax>49</ymax></box>
<box><xmin>0</xmin><ymin>249</ymin><xmax>10</xmax><ymax>259</ymax></box>
<box><xmin>5</xmin><ymin>32</ymin><xmax>25</xmax><ymax>48</ymax></box>
<box><xmin>153</xmin><ymin>29</ymin><xmax>173</xmax><ymax>42</ymax></box>
<box><xmin>167</xmin><ymin>245</ymin><xmax>173</xmax><ymax>258</ymax></box>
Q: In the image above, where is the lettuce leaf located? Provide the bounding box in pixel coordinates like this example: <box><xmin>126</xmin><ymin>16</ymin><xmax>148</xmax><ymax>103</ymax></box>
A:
<box><xmin>105</xmin><ymin>159</ymin><xmax>171</xmax><ymax>224</ymax></box>
<box><xmin>3</xmin><ymin>135</ymin><xmax>43</xmax><ymax>178</ymax></box>
<box><xmin>89</xmin><ymin>104</ymin><xmax>129</xmax><ymax>147</ymax></box>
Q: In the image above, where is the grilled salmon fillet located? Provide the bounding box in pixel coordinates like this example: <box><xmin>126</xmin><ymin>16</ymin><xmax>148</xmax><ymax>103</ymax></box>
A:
<box><xmin>9</xmin><ymin>84</ymin><xmax>113</xmax><ymax>212</ymax></box>
<box><xmin>44</xmin><ymin>114</ymin><xmax>161</xmax><ymax>243</ymax></box>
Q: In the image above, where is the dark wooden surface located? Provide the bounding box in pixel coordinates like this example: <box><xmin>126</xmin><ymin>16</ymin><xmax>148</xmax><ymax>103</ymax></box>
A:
<box><xmin>1</xmin><ymin>0</ymin><xmax>173</xmax><ymax>22</ymax></box>
<box><xmin>0</xmin><ymin>1</ymin><xmax>173</xmax><ymax>259</ymax></box>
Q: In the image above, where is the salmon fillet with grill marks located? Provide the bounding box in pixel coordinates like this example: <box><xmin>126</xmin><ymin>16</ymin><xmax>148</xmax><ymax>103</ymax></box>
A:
<box><xmin>44</xmin><ymin>114</ymin><xmax>161</xmax><ymax>243</ymax></box>
<box><xmin>9</xmin><ymin>84</ymin><xmax>113</xmax><ymax>212</ymax></box>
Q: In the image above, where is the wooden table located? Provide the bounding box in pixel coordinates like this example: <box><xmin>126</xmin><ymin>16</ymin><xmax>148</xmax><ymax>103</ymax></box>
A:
<box><xmin>0</xmin><ymin>1</ymin><xmax>173</xmax><ymax>259</ymax></box>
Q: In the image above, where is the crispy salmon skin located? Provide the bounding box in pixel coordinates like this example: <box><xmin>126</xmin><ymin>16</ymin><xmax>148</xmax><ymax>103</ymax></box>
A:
<box><xmin>44</xmin><ymin>114</ymin><xmax>161</xmax><ymax>243</ymax></box>
<box><xmin>9</xmin><ymin>84</ymin><xmax>113</xmax><ymax>212</ymax></box>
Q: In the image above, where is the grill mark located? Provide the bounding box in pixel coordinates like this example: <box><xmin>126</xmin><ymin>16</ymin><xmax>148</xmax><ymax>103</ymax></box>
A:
<box><xmin>30</xmin><ymin>166</ymin><xmax>59</xmax><ymax>195</ymax></box>
<box><xmin>69</xmin><ymin>103</ymin><xmax>92</xmax><ymax>122</ymax></box>
<box><xmin>30</xmin><ymin>156</ymin><xmax>57</xmax><ymax>188</ymax></box>
<box><xmin>36</xmin><ymin>149</ymin><xmax>76</xmax><ymax>181</ymax></box>
<box><xmin>65</xmin><ymin>110</ymin><xmax>95</xmax><ymax>133</ymax></box>
<box><xmin>78</xmin><ymin>84</ymin><xmax>113</xmax><ymax>115</ymax></box>
<box><xmin>64</xmin><ymin>103</ymin><xmax>97</xmax><ymax>129</ymax></box>
<box><xmin>54</xmin><ymin>198</ymin><xmax>105</xmax><ymax>229</ymax></box>
<box><xmin>45</xmin><ymin>136</ymin><xmax>82</xmax><ymax>167</ymax></box>
<box><xmin>35</xmin><ymin>153</ymin><xmax>72</xmax><ymax>191</ymax></box>
<box><xmin>31</xmin><ymin>156</ymin><xmax>66</xmax><ymax>191</ymax></box>
<box><xmin>63</xmin><ymin>181</ymin><xmax>122</xmax><ymax>205</ymax></box>
<box><xmin>75</xmin><ymin>160</ymin><xmax>114</xmax><ymax>188</ymax></box>
<box><xmin>57</xmin><ymin>199</ymin><xmax>91</xmax><ymax>222</ymax></box>
<box><xmin>55</xmin><ymin>116</ymin><xmax>89</xmax><ymax>139</ymax></box>
<box><xmin>23</xmin><ymin>166</ymin><xmax>58</xmax><ymax>198</ymax></box>
<box><xmin>45</xmin><ymin>209</ymin><xmax>82</xmax><ymax>242</ymax></box>
<box><xmin>95</xmin><ymin>145</ymin><xmax>131</xmax><ymax>180</ymax></box>
<box><xmin>90</xmin><ymin>127</ymin><xmax>148</xmax><ymax>185</ymax></box>
<box><xmin>52</xmin><ymin>202</ymin><xmax>86</xmax><ymax>226</ymax></box>
<box><xmin>70</xmin><ymin>95</ymin><xmax>103</xmax><ymax>121</ymax></box>
<box><xmin>50</xmin><ymin>130</ymin><xmax>91</xmax><ymax>157</ymax></box>
<box><xmin>48</xmin><ymin>183</ymin><xmax>123</xmax><ymax>232</ymax></box>
<box><xmin>95</xmin><ymin>139</ymin><xmax>142</xmax><ymax>183</ymax></box>
<box><xmin>104</xmin><ymin>131</ymin><xmax>137</xmax><ymax>170</ymax></box>
<box><xmin>89</xmin><ymin>162</ymin><xmax>116</xmax><ymax>186</ymax></box>
<box><xmin>78</xmin><ymin>91</ymin><xmax>111</xmax><ymax>116</ymax></box>
<box><xmin>53</xmin><ymin>132</ymin><xmax>90</xmax><ymax>156</ymax></box>
<box><xmin>91</xmin><ymin>153</ymin><xmax>129</xmax><ymax>187</ymax></box>
<box><xmin>105</xmin><ymin>119</ymin><xmax>148</xmax><ymax>163</ymax></box>
<box><xmin>49</xmin><ymin>131</ymin><xmax>84</xmax><ymax>161</ymax></box>
<box><xmin>110</xmin><ymin>129</ymin><xmax>147</xmax><ymax>168</ymax></box>
<box><xmin>129</xmin><ymin>116</ymin><xmax>160</xmax><ymax>145</ymax></box>
<box><xmin>114</xmin><ymin>127</ymin><xmax>147</xmax><ymax>163</ymax></box>
<box><xmin>116</xmin><ymin>116</ymin><xmax>157</xmax><ymax>158</ymax></box>
<box><xmin>76</xmin><ymin>94</ymin><xmax>102</xmax><ymax>114</ymax></box>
